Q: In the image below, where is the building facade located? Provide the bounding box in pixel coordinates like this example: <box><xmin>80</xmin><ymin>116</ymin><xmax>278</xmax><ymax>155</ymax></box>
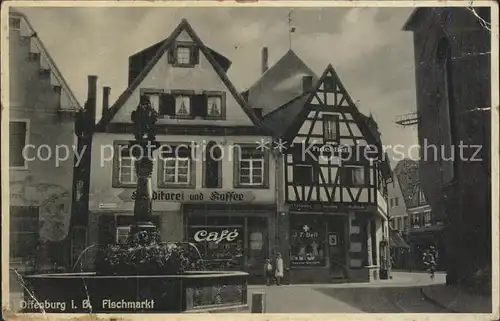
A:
<box><xmin>403</xmin><ymin>7</ymin><xmax>491</xmax><ymax>287</ymax></box>
<box><xmin>387</xmin><ymin>169</ymin><xmax>411</xmax><ymax>269</ymax></box>
<box><xmin>259</xmin><ymin>61</ymin><xmax>392</xmax><ymax>283</ymax></box>
<box><xmin>8</xmin><ymin>10</ymin><xmax>82</xmax><ymax>273</ymax></box>
<box><xmin>86</xmin><ymin>19</ymin><xmax>276</xmax><ymax>280</ymax></box>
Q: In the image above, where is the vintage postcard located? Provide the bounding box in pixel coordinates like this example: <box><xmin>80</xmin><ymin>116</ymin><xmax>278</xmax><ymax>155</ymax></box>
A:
<box><xmin>1</xmin><ymin>1</ymin><xmax>499</xmax><ymax>320</ymax></box>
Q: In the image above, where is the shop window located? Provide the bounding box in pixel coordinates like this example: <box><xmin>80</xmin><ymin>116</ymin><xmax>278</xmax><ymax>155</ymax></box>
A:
<box><xmin>323</xmin><ymin>115</ymin><xmax>339</xmax><ymax>143</ymax></box>
<box><xmin>290</xmin><ymin>216</ymin><xmax>326</xmax><ymax>267</ymax></box>
<box><xmin>158</xmin><ymin>144</ymin><xmax>195</xmax><ymax>188</ymax></box>
<box><xmin>10</xmin><ymin>120</ymin><xmax>29</xmax><ymax>169</ymax></box>
<box><xmin>234</xmin><ymin>147</ymin><xmax>268</xmax><ymax>188</ymax></box>
<box><xmin>112</xmin><ymin>143</ymin><xmax>137</xmax><ymax>188</ymax></box>
<box><xmin>204</xmin><ymin>142</ymin><xmax>222</xmax><ymax>188</ymax></box>
<box><xmin>10</xmin><ymin>206</ymin><xmax>39</xmax><ymax>265</ymax></box>
<box><xmin>342</xmin><ymin>165</ymin><xmax>366</xmax><ymax>186</ymax></box>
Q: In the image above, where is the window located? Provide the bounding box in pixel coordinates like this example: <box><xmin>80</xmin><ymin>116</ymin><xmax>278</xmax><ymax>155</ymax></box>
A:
<box><xmin>116</xmin><ymin>226</ymin><xmax>131</xmax><ymax>244</ymax></box>
<box><xmin>394</xmin><ymin>197</ymin><xmax>399</xmax><ymax>207</ymax></box>
<box><xmin>176</xmin><ymin>47</ymin><xmax>191</xmax><ymax>64</ymax></box>
<box><xmin>112</xmin><ymin>144</ymin><xmax>137</xmax><ymax>187</ymax></box>
<box><xmin>436</xmin><ymin>38</ymin><xmax>456</xmax><ymax>184</ymax></box>
<box><xmin>175</xmin><ymin>95</ymin><xmax>191</xmax><ymax>116</ymax></box>
<box><xmin>424</xmin><ymin>211</ymin><xmax>432</xmax><ymax>226</ymax></box>
<box><xmin>403</xmin><ymin>217</ymin><xmax>409</xmax><ymax>230</ymax></box>
<box><xmin>342</xmin><ymin>166</ymin><xmax>366</xmax><ymax>186</ymax></box>
<box><xmin>9</xmin><ymin>17</ymin><xmax>21</xmax><ymax>30</ymax></box>
<box><xmin>168</xmin><ymin>43</ymin><xmax>199</xmax><ymax>67</ymax></box>
<box><xmin>419</xmin><ymin>189</ymin><xmax>426</xmax><ymax>205</ymax></box>
<box><xmin>10</xmin><ymin>121</ymin><xmax>28</xmax><ymax>169</ymax></box>
<box><xmin>389</xmin><ymin>198</ymin><xmax>393</xmax><ymax>208</ymax></box>
<box><xmin>323</xmin><ymin>115</ymin><xmax>339</xmax><ymax>142</ymax></box>
<box><xmin>204</xmin><ymin>142</ymin><xmax>222</xmax><ymax>188</ymax></box>
<box><xmin>290</xmin><ymin>216</ymin><xmax>326</xmax><ymax>267</ymax></box>
<box><xmin>234</xmin><ymin>148</ymin><xmax>267</xmax><ymax>188</ymax></box>
<box><xmin>412</xmin><ymin>214</ymin><xmax>420</xmax><ymax>227</ymax></box>
<box><xmin>10</xmin><ymin>206</ymin><xmax>39</xmax><ymax>265</ymax></box>
<box><xmin>207</xmin><ymin>96</ymin><xmax>222</xmax><ymax>117</ymax></box>
<box><xmin>323</xmin><ymin>76</ymin><xmax>335</xmax><ymax>91</ymax></box>
<box><xmin>158</xmin><ymin>144</ymin><xmax>195</xmax><ymax>188</ymax></box>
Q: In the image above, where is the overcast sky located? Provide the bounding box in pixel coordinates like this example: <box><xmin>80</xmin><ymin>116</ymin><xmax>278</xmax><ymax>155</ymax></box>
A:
<box><xmin>16</xmin><ymin>6</ymin><xmax>419</xmax><ymax>167</ymax></box>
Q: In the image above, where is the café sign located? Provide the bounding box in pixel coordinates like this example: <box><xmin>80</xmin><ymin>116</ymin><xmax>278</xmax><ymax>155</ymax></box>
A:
<box><xmin>193</xmin><ymin>229</ymin><xmax>239</xmax><ymax>244</ymax></box>
<box><xmin>117</xmin><ymin>189</ymin><xmax>255</xmax><ymax>203</ymax></box>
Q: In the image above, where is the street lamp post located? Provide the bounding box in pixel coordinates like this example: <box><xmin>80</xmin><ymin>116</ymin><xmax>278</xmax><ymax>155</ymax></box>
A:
<box><xmin>130</xmin><ymin>94</ymin><xmax>160</xmax><ymax>234</ymax></box>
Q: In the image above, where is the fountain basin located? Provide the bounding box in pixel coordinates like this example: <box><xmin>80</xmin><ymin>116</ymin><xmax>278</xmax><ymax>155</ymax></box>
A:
<box><xmin>22</xmin><ymin>271</ymin><xmax>248</xmax><ymax>313</ymax></box>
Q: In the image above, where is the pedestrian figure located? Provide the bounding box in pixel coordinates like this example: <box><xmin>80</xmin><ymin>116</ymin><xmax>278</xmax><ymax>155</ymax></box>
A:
<box><xmin>275</xmin><ymin>252</ymin><xmax>284</xmax><ymax>285</ymax></box>
<box><xmin>422</xmin><ymin>248</ymin><xmax>436</xmax><ymax>279</ymax></box>
<box><xmin>264</xmin><ymin>258</ymin><xmax>273</xmax><ymax>286</ymax></box>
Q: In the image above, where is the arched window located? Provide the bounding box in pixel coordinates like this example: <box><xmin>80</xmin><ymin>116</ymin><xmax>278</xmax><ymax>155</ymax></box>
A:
<box><xmin>204</xmin><ymin>141</ymin><xmax>222</xmax><ymax>188</ymax></box>
<box><xmin>435</xmin><ymin>38</ymin><xmax>456</xmax><ymax>184</ymax></box>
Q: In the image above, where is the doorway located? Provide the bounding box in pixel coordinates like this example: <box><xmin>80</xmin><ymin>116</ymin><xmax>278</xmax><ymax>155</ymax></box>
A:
<box><xmin>326</xmin><ymin>215</ymin><xmax>347</xmax><ymax>279</ymax></box>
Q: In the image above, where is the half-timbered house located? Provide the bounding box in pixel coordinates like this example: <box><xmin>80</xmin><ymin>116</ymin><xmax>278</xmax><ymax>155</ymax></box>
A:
<box><xmin>262</xmin><ymin>63</ymin><xmax>393</xmax><ymax>283</ymax></box>
<box><xmin>86</xmin><ymin>19</ymin><xmax>276</xmax><ymax>279</ymax></box>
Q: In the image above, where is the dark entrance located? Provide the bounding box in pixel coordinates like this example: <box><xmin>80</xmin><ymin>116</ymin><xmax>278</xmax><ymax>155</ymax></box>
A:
<box><xmin>326</xmin><ymin>215</ymin><xmax>347</xmax><ymax>279</ymax></box>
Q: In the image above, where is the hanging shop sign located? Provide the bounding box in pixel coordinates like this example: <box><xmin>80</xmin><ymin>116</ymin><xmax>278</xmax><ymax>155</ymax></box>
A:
<box><xmin>328</xmin><ymin>233</ymin><xmax>338</xmax><ymax>246</ymax></box>
<box><xmin>117</xmin><ymin>189</ymin><xmax>255</xmax><ymax>203</ymax></box>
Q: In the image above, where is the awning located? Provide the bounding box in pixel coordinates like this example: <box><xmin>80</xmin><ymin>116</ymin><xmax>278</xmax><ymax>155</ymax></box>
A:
<box><xmin>389</xmin><ymin>230</ymin><xmax>410</xmax><ymax>248</ymax></box>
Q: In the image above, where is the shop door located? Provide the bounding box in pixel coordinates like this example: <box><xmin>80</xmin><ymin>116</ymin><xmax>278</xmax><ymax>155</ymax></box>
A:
<box><xmin>327</xmin><ymin>216</ymin><xmax>347</xmax><ymax>279</ymax></box>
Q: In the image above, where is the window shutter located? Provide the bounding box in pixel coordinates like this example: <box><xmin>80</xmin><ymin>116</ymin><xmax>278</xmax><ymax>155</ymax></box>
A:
<box><xmin>190</xmin><ymin>46</ymin><xmax>200</xmax><ymax>64</ymax></box>
<box><xmin>159</xmin><ymin>94</ymin><xmax>175</xmax><ymax>116</ymax></box>
<box><xmin>192</xmin><ymin>94</ymin><xmax>207</xmax><ymax>118</ymax></box>
<box><xmin>98</xmin><ymin>215</ymin><xmax>116</xmax><ymax>244</ymax></box>
<box><xmin>167</xmin><ymin>45</ymin><xmax>176</xmax><ymax>64</ymax></box>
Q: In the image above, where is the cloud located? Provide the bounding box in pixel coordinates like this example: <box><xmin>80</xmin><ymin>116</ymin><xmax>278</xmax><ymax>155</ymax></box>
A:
<box><xmin>15</xmin><ymin>6</ymin><xmax>418</xmax><ymax>160</ymax></box>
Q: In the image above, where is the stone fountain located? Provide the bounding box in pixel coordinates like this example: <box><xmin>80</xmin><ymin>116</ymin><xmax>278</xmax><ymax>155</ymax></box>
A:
<box><xmin>20</xmin><ymin>95</ymin><xmax>249</xmax><ymax>314</ymax></box>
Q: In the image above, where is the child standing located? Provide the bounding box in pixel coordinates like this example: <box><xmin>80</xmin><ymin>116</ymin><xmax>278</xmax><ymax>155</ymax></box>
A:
<box><xmin>264</xmin><ymin>258</ymin><xmax>273</xmax><ymax>286</ymax></box>
<box><xmin>275</xmin><ymin>253</ymin><xmax>284</xmax><ymax>286</ymax></box>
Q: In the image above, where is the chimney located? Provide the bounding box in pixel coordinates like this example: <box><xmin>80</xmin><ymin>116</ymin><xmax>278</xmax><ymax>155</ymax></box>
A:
<box><xmin>261</xmin><ymin>47</ymin><xmax>268</xmax><ymax>74</ymax></box>
<box><xmin>102</xmin><ymin>86</ymin><xmax>111</xmax><ymax>117</ymax></box>
<box><xmin>86</xmin><ymin>75</ymin><xmax>98</xmax><ymax>124</ymax></box>
<box><xmin>253</xmin><ymin>108</ymin><xmax>263</xmax><ymax>119</ymax></box>
<box><xmin>302</xmin><ymin>75</ymin><xmax>313</xmax><ymax>93</ymax></box>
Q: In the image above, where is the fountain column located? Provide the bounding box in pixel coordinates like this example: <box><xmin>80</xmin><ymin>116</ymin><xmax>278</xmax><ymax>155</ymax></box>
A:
<box><xmin>129</xmin><ymin>94</ymin><xmax>160</xmax><ymax>234</ymax></box>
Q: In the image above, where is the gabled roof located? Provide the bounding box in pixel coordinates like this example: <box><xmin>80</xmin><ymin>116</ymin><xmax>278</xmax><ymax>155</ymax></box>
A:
<box><xmin>97</xmin><ymin>19</ymin><xmax>266</xmax><ymax>133</ymax></box>
<box><xmin>262</xmin><ymin>92</ymin><xmax>310</xmax><ymax>138</ymax></box>
<box><xmin>393</xmin><ymin>159</ymin><xmax>421</xmax><ymax>208</ymax></box>
<box><xmin>243</xmin><ymin>49</ymin><xmax>318</xmax><ymax>116</ymax></box>
<box><xmin>10</xmin><ymin>10</ymin><xmax>82</xmax><ymax>112</ymax></box>
<box><xmin>274</xmin><ymin>64</ymin><xmax>392</xmax><ymax>180</ymax></box>
<box><xmin>403</xmin><ymin>7</ymin><xmax>491</xmax><ymax>31</ymax></box>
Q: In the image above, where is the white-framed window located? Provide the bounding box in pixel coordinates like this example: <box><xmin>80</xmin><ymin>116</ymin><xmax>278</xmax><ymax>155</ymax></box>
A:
<box><xmin>207</xmin><ymin>96</ymin><xmax>222</xmax><ymax>117</ymax></box>
<box><xmin>176</xmin><ymin>46</ymin><xmax>191</xmax><ymax>65</ymax></box>
<box><xmin>323</xmin><ymin>115</ymin><xmax>339</xmax><ymax>142</ymax></box>
<box><xmin>238</xmin><ymin>149</ymin><xmax>265</xmax><ymax>186</ymax></box>
<box><xmin>163</xmin><ymin>157</ymin><xmax>191</xmax><ymax>185</ymax></box>
<box><xmin>117</xmin><ymin>146</ymin><xmax>137</xmax><ymax>186</ymax></box>
<box><xmin>239</xmin><ymin>158</ymin><xmax>264</xmax><ymax>186</ymax></box>
<box><xmin>175</xmin><ymin>95</ymin><xmax>191</xmax><ymax>116</ymax></box>
<box><xmin>116</xmin><ymin>226</ymin><xmax>131</xmax><ymax>244</ymax></box>
<box><xmin>10</xmin><ymin>120</ymin><xmax>29</xmax><ymax>169</ymax></box>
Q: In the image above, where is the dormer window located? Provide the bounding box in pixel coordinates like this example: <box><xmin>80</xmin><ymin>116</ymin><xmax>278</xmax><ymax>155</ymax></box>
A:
<box><xmin>168</xmin><ymin>42</ymin><xmax>199</xmax><ymax>68</ymax></box>
<box><xmin>9</xmin><ymin>17</ymin><xmax>21</xmax><ymax>31</ymax></box>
